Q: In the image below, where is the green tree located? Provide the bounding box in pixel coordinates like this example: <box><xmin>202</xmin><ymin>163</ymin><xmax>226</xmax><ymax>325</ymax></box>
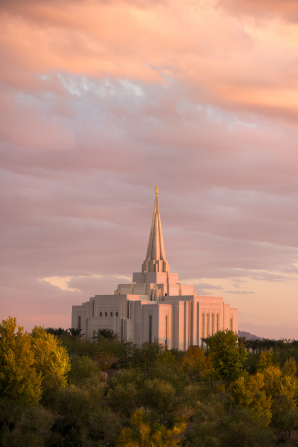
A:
<box><xmin>184</xmin><ymin>399</ymin><xmax>275</xmax><ymax>447</ymax></box>
<box><xmin>45</xmin><ymin>327</ymin><xmax>69</xmax><ymax>337</ymax></box>
<box><xmin>0</xmin><ymin>425</ymin><xmax>9</xmax><ymax>447</ymax></box>
<box><xmin>0</xmin><ymin>400</ymin><xmax>55</xmax><ymax>447</ymax></box>
<box><xmin>138</xmin><ymin>378</ymin><xmax>177</xmax><ymax>415</ymax></box>
<box><xmin>108</xmin><ymin>383</ymin><xmax>138</xmax><ymax>417</ymax></box>
<box><xmin>51</xmin><ymin>385</ymin><xmax>95</xmax><ymax>426</ymax></box>
<box><xmin>94</xmin><ymin>351</ymin><xmax>118</xmax><ymax>370</ymax></box>
<box><xmin>271</xmin><ymin>395</ymin><xmax>298</xmax><ymax>436</ymax></box>
<box><xmin>67</xmin><ymin>355</ymin><xmax>103</xmax><ymax>386</ymax></box>
<box><xmin>0</xmin><ymin>317</ymin><xmax>42</xmax><ymax>405</ymax></box>
<box><xmin>96</xmin><ymin>328</ymin><xmax>119</xmax><ymax>340</ymax></box>
<box><xmin>156</xmin><ymin>350</ymin><xmax>176</xmax><ymax>367</ymax></box>
<box><xmin>205</xmin><ymin>329</ymin><xmax>247</xmax><ymax>381</ymax></box>
<box><xmin>131</xmin><ymin>341</ymin><xmax>163</xmax><ymax>371</ymax></box>
<box><xmin>63</xmin><ymin>428</ymin><xmax>82</xmax><ymax>447</ymax></box>
<box><xmin>89</xmin><ymin>408</ymin><xmax>122</xmax><ymax>446</ymax></box>
<box><xmin>68</xmin><ymin>328</ymin><xmax>84</xmax><ymax>338</ymax></box>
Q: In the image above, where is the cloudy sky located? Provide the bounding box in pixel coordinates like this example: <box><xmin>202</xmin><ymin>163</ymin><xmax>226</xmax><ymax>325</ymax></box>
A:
<box><xmin>1</xmin><ymin>0</ymin><xmax>298</xmax><ymax>338</ymax></box>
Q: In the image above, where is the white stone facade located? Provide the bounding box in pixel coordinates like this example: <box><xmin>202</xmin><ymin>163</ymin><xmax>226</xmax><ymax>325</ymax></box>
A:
<box><xmin>72</xmin><ymin>191</ymin><xmax>238</xmax><ymax>350</ymax></box>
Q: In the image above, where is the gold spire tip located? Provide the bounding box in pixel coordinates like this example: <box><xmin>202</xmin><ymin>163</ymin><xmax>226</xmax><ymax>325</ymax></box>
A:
<box><xmin>155</xmin><ymin>186</ymin><xmax>158</xmax><ymax>198</ymax></box>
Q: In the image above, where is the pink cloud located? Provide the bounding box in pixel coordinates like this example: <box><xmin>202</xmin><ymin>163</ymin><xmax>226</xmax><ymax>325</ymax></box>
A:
<box><xmin>1</xmin><ymin>0</ymin><xmax>298</xmax><ymax>338</ymax></box>
<box><xmin>216</xmin><ymin>0</ymin><xmax>298</xmax><ymax>23</ymax></box>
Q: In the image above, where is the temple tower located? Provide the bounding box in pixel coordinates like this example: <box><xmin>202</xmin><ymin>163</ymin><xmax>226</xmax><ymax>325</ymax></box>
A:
<box><xmin>72</xmin><ymin>187</ymin><xmax>239</xmax><ymax>348</ymax></box>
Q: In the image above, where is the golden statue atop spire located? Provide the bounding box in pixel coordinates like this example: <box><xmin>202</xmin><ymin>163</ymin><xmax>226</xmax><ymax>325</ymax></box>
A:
<box><xmin>155</xmin><ymin>186</ymin><xmax>158</xmax><ymax>198</ymax></box>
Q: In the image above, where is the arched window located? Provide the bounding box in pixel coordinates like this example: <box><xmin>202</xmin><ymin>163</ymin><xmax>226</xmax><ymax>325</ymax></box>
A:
<box><xmin>216</xmin><ymin>313</ymin><xmax>219</xmax><ymax>331</ymax></box>
<box><xmin>100</xmin><ymin>312</ymin><xmax>102</xmax><ymax>317</ymax></box>
<box><xmin>230</xmin><ymin>318</ymin><xmax>233</xmax><ymax>331</ymax></box>
<box><xmin>78</xmin><ymin>315</ymin><xmax>81</xmax><ymax>330</ymax></box>
<box><xmin>105</xmin><ymin>312</ymin><xmax>107</xmax><ymax>317</ymax></box>
<box><xmin>116</xmin><ymin>311</ymin><xmax>118</xmax><ymax>317</ymax></box>
<box><xmin>110</xmin><ymin>311</ymin><xmax>113</xmax><ymax>317</ymax></box>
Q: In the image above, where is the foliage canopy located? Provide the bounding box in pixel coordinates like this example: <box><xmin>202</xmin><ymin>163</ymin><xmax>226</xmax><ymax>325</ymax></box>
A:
<box><xmin>2</xmin><ymin>318</ymin><xmax>298</xmax><ymax>446</ymax></box>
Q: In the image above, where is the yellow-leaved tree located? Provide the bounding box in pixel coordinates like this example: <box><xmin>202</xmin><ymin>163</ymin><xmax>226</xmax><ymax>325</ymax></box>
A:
<box><xmin>0</xmin><ymin>318</ymin><xmax>70</xmax><ymax>405</ymax></box>
<box><xmin>230</xmin><ymin>352</ymin><xmax>298</xmax><ymax>428</ymax></box>
<box><xmin>179</xmin><ymin>345</ymin><xmax>211</xmax><ymax>378</ymax></box>
<box><xmin>283</xmin><ymin>357</ymin><xmax>297</xmax><ymax>377</ymax></box>
<box><xmin>257</xmin><ymin>352</ymin><xmax>297</xmax><ymax>401</ymax></box>
<box><xmin>0</xmin><ymin>317</ymin><xmax>42</xmax><ymax>405</ymax></box>
<box><xmin>31</xmin><ymin>326</ymin><xmax>70</xmax><ymax>392</ymax></box>
<box><xmin>116</xmin><ymin>408</ymin><xmax>187</xmax><ymax>447</ymax></box>
<box><xmin>230</xmin><ymin>372</ymin><xmax>272</xmax><ymax>426</ymax></box>
<box><xmin>259</xmin><ymin>353</ymin><xmax>298</xmax><ymax>432</ymax></box>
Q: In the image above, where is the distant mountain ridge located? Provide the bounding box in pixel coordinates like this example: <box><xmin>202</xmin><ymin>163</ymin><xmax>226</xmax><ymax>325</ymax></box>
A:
<box><xmin>238</xmin><ymin>330</ymin><xmax>263</xmax><ymax>340</ymax></box>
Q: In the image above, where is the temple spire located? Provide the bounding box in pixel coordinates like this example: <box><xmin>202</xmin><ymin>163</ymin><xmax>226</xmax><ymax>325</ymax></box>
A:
<box><xmin>142</xmin><ymin>188</ymin><xmax>170</xmax><ymax>273</ymax></box>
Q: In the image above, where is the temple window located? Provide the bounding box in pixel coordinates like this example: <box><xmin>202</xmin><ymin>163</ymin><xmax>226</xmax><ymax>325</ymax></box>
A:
<box><xmin>165</xmin><ymin>315</ymin><xmax>168</xmax><ymax>349</ymax></box>
<box><xmin>201</xmin><ymin>313</ymin><xmax>204</xmax><ymax>338</ymax></box>
<box><xmin>149</xmin><ymin>315</ymin><xmax>152</xmax><ymax>343</ymax></box>
<box><xmin>110</xmin><ymin>311</ymin><xmax>113</xmax><ymax>317</ymax></box>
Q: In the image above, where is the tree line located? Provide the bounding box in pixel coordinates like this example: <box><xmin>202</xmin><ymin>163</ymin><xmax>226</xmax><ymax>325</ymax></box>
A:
<box><xmin>1</xmin><ymin>317</ymin><xmax>298</xmax><ymax>446</ymax></box>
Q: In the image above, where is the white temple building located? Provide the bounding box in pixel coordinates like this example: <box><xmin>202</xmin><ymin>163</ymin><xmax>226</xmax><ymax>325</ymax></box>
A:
<box><xmin>72</xmin><ymin>189</ymin><xmax>238</xmax><ymax>350</ymax></box>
